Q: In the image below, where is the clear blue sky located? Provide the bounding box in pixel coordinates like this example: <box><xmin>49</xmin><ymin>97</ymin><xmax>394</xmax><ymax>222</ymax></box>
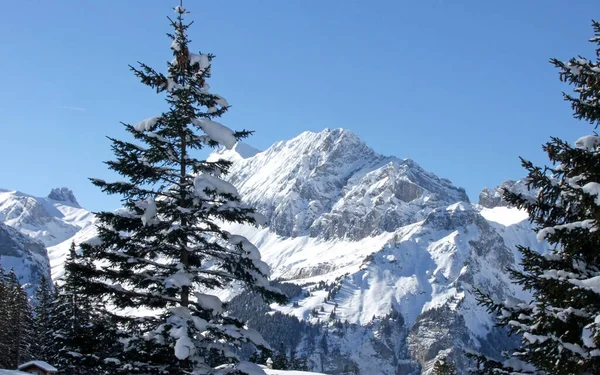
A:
<box><xmin>1</xmin><ymin>1</ymin><xmax>599</xmax><ymax>211</ymax></box>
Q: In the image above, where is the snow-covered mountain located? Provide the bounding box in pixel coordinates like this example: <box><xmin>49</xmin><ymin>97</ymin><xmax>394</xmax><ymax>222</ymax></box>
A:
<box><xmin>210</xmin><ymin>128</ymin><xmax>468</xmax><ymax>241</ymax></box>
<box><xmin>0</xmin><ymin>222</ymin><xmax>50</xmax><ymax>296</ymax></box>
<box><xmin>0</xmin><ymin>188</ymin><xmax>95</xmax><ymax>286</ymax></box>
<box><xmin>1</xmin><ymin>129</ymin><xmax>544</xmax><ymax>374</ymax></box>
<box><xmin>211</xmin><ymin>129</ymin><xmax>546</xmax><ymax>374</ymax></box>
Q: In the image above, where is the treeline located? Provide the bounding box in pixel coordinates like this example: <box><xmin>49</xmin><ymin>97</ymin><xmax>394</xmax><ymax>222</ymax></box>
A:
<box><xmin>0</xmin><ymin>243</ymin><xmax>119</xmax><ymax>374</ymax></box>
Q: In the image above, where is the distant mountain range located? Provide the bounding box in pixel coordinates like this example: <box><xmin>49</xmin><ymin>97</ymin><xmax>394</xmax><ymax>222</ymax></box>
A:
<box><xmin>0</xmin><ymin>128</ymin><xmax>545</xmax><ymax>374</ymax></box>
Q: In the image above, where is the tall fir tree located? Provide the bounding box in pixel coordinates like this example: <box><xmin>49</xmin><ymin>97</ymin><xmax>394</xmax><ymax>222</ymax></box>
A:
<box><xmin>69</xmin><ymin>4</ymin><xmax>283</xmax><ymax>374</ymax></box>
<box><xmin>51</xmin><ymin>241</ymin><xmax>119</xmax><ymax>374</ymax></box>
<box><xmin>0</xmin><ymin>267</ymin><xmax>11</xmax><ymax>369</ymax></box>
<box><xmin>32</xmin><ymin>275</ymin><xmax>55</xmax><ymax>362</ymax></box>
<box><xmin>473</xmin><ymin>21</ymin><xmax>600</xmax><ymax>374</ymax></box>
<box><xmin>0</xmin><ymin>269</ymin><xmax>35</xmax><ymax>369</ymax></box>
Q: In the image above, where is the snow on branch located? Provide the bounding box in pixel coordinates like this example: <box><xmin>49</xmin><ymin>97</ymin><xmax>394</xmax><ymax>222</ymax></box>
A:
<box><xmin>194</xmin><ymin>173</ymin><xmax>240</xmax><ymax>199</ymax></box>
<box><xmin>134</xmin><ymin>116</ymin><xmax>161</xmax><ymax>132</ymax></box>
<box><xmin>575</xmin><ymin>135</ymin><xmax>600</xmax><ymax>151</ymax></box>
<box><xmin>192</xmin><ymin>118</ymin><xmax>237</xmax><ymax>149</ymax></box>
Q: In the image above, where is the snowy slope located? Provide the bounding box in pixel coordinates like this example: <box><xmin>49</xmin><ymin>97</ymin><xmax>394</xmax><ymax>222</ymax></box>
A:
<box><xmin>0</xmin><ymin>188</ymin><xmax>94</xmax><ymax>281</ymax></box>
<box><xmin>0</xmin><ymin>188</ymin><xmax>94</xmax><ymax>247</ymax></box>
<box><xmin>208</xmin><ymin>129</ymin><xmax>545</xmax><ymax>374</ymax></box>
<box><xmin>0</xmin><ymin>222</ymin><xmax>51</xmax><ymax>296</ymax></box>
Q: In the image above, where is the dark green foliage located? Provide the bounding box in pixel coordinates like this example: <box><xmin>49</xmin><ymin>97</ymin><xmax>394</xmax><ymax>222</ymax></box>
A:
<box><xmin>473</xmin><ymin>20</ymin><xmax>600</xmax><ymax>375</ymax></box>
<box><xmin>66</xmin><ymin>5</ymin><xmax>283</xmax><ymax>374</ymax></box>
<box><xmin>32</xmin><ymin>275</ymin><xmax>55</xmax><ymax>362</ymax></box>
<box><xmin>51</xmin><ymin>242</ymin><xmax>120</xmax><ymax>374</ymax></box>
<box><xmin>272</xmin><ymin>342</ymin><xmax>289</xmax><ymax>370</ymax></box>
<box><xmin>433</xmin><ymin>356</ymin><xmax>458</xmax><ymax>375</ymax></box>
<box><xmin>0</xmin><ymin>269</ymin><xmax>35</xmax><ymax>369</ymax></box>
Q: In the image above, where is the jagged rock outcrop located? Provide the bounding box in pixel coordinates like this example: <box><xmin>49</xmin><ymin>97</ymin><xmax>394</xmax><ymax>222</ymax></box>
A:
<box><xmin>478</xmin><ymin>179</ymin><xmax>533</xmax><ymax>208</ymax></box>
<box><xmin>48</xmin><ymin>187</ymin><xmax>80</xmax><ymax>206</ymax></box>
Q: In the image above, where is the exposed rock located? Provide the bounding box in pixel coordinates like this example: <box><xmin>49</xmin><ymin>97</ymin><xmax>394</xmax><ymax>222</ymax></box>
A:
<box><xmin>48</xmin><ymin>187</ymin><xmax>80</xmax><ymax>206</ymax></box>
<box><xmin>0</xmin><ymin>222</ymin><xmax>50</xmax><ymax>296</ymax></box>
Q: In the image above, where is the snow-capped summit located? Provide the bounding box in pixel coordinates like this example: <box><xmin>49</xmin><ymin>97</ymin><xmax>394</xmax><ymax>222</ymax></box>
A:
<box><xmin>213</xmin><ymin>128</ymin><xmax>468</xmax><ymax>240</ymax></box>
<box><xmin>0</xmin><ymin>189</ymin><xmax>93</xmax><ymax>247</ymax></box>
<box><xmin>478</xmin><ymin>179</ymin><xmax>533</xmax><ymax>208</ymax></box>
<box><xmin>47</xmin><ymin>187</ymin><xmax>80</xmax><ymax>207</ymax></box>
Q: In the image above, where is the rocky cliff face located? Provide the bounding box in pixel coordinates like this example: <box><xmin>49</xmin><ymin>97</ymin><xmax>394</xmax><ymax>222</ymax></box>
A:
<box><xmin>0</xmin><ymin>222</ymin><xmax>50</xmax><ymax>296</ymax></box>
<box><xmin>478</xmin><ymin>179</ymin><xmax>533</xmax><ymax>209</ymax></box>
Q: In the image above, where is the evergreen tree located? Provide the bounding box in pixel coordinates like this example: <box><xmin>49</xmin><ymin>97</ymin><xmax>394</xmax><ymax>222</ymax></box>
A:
<box><xmin>0</xmin><ymin>269</ymin><xmax>35</xmax><ymax>369</ymax></box>
<box><xmin>0</xmin><ymin>267</ymin><xmax>11</xmax><ymax>369</ymax></box>
<box><xmin>32</xmin><ymin>275</ymin><xmax>55</xmax><ymax>362</ymax></box>
<box><xmin>52</xmin><ymin>242</ymin><xmax>119</xmax><ymax>374</ymax></box>
<box><xmin>69</xmin><ymin>4</ymin><xmax>284</xmax><ymax>374</ymax></box>
<box><xmin>272</xmin><ymin>342</ymin><xmax>289</xmax><ymax>370</ymax></box>
<box><xmin>433</xmin><ymin>357</ymin><xmax>458</xmax><ymax>375</ymax></box>
<box><xmin>473</xmin><ymin>21</ymin><xmax>600</xmax><ymax>374</ymax></box>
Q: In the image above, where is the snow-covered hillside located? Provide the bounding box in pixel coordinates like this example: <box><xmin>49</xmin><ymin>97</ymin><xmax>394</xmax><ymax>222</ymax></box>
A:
<box><xmin>0</xmin><ymin>222</ymin><xmax>50</xmax><ymax>295</ymax></box>
<box><xmin>0</xmin><ymin>188</ymin><xmax>93</xmax><ymax>247</ymax></box>
<box><xmin>0</xmin><ymin>188</ymin><xmax>94</xmax><ymax>285</ymax></box>
<box><xmin>210</xmin><ymin>129</ymin><xmax>546</xmax><ymax>374</ymax></box>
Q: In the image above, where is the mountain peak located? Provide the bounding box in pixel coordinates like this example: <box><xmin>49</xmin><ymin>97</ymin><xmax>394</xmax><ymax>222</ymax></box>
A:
<box><xmin>478</xmin><ymin>179</ymin><xmax>532</xmax><ymax>208</ymax></box>
<box><xmin>47</xmin><ymin>187</ymin><xmax>79</xmax><ymax>207</ymax></box>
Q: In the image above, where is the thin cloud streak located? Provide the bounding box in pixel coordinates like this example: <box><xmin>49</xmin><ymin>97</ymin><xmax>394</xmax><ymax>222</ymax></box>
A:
<box><xmin>56</xmin><ymin>105</ymin><xmax>86</xmax><ymax>111</ymax></box>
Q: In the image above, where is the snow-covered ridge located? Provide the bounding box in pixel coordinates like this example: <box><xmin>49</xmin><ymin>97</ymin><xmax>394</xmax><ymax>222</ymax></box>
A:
<box><xmin>0</xmin><ymin>189</ymin><xmax>93</xmax><ymax>247</ymax></box>
<box><xmin>215</xmin><ymin>128</ymin><xmax>469</xmax><ymax>240</ymax></box>
<box><xmin>0</xmin><ymin>222</ymin><xmax>50</xmax><ymax>296</ymax></box>
<box><xmin>0</xmin><ymin>188</ymin><xmax>95</xmax><ymax>282</ymax></box>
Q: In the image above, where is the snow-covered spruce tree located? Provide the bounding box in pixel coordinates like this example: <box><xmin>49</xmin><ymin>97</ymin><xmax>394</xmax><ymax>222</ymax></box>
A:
<box><xmin>472</xmin><ymin>21</ymin><xmax>600</xmax><ymax>375</ymax></box>
<box><xmin>32</xmin><ymin>275</ymin><xmax>55</xmax><ymax>362</ymax></box>
<box><xmin>53</xmin><ymin>242</ymin><xmax>120</xmax><ymax>374</ymax></box>
<box><xmin>70</xmin><ymin>5</ymin><xmax>283</xmax><ymax>374</ymax></box>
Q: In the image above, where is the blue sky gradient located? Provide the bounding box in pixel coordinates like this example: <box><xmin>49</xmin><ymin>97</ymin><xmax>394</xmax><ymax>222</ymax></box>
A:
<box><xmin>1</xmin><ymin>1</ymin><xmax>599</xmax><ymax>211</ymax></box>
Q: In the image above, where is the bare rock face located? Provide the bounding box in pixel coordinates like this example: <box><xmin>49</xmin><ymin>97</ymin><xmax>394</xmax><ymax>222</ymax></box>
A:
<box><xmin>48</xmin><ymin>187</ymin><xmax>80</xmax><ymax>207</ymax></box>
<box><xmin>478</xmin><ymin>179</ymin><xmax>533</xmax><ymax>208</ymax></box>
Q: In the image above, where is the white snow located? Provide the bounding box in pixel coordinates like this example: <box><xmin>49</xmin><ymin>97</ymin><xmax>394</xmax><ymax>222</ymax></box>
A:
<box><xmin>195</xmin><ymin>292</ymin><xmax>223</xmax><ymax>315</ymax></box>
<box><xmin>174</xmin><ymin>335</ymin><xmax>195</xmax><ymax>360</ymax></box>
<box><xmin>575</xmin><ymin>135</ymin><xmax>600</xmax><ymax>151</ymax></box>
<box><xmin>18</xmin><ymin>361</ymin><xmax>58</xmax><ymax>372</ymax></box>
<box><xmin>137</xmin><ymin>197</ymin><xmax>159</xmax><ymax>226</ymax></box>
<box><xmin>479</xmin><ymin>206</ymin><xmax>529</xmax><ymax>227</ymax></box>
<box><xmin>134</xmin><ymin>116</ymin><xmax>160</xmax><ymax>132</ymax></box>
<box><xmin>570</xmin><ymin>275</ymin><xmax>600</xmax><ymax>295</ymax></box>
<box><xmin>264</xmin><ymin>370</ymin><xmax>327</xmax><ymax>375</ymax></box>
<box><xmin>582</xmin><ymin>182</ymin><xmax>600</xmax><ymax>205</ymax></box>
<box><xmin>189</xmin><ymin>53</ymin><xmax>210</xmax><ymax>72</ymax></box>
<box><xmin>194</xmin><ymin>174</ymin><xmax>240</xmax><ymax>199</ymax></box>
<box><xmin>192</xmin><ymin>118</ymin><xmax>237</xmax><ymax>150</ymax></box>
